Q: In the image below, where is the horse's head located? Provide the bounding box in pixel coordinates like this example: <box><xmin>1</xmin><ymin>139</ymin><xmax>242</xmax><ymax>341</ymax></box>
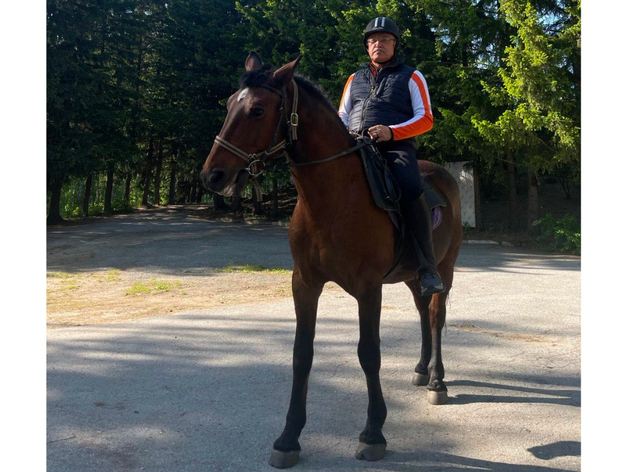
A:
<box><xmin>200</xmin><ymin>52</ymin><xmax>301</xmax><ymax>196</ymax></box>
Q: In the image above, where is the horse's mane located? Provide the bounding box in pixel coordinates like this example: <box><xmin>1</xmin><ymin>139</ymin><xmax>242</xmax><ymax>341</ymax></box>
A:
<box><xmin>240</xmin><ymin>64</ymin><xmax>337</xmax><ymax>114</ymax></box>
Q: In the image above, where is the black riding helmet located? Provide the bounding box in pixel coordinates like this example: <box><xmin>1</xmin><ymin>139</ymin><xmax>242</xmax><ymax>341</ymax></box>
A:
<box><xmin>363</xmin><ymin>17</ymin><xmax>400</xmax><ymax>52</ymax></box>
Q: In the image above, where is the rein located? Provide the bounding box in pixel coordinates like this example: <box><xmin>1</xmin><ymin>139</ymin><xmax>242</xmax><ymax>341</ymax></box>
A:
<box><xmin>288</xmin><ymin>141</ymin><xmax>368</xmax><ymax>167</ymax></box>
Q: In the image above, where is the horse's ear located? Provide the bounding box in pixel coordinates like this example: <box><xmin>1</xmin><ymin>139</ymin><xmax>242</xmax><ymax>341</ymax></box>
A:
<box><xmin>245</xmin><ymin>52</ymin><xmax>262</xmax><ymax>72</ymax></box>
<box><xmin>272</xmin><ymin>55</ymin><xmax>302</xmax><ymax>87</ymax></box>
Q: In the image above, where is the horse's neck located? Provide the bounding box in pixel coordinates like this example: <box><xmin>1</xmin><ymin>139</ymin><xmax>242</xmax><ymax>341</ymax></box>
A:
<box><xmin>289</xmin><ymin>102</ymin><xmax>366</xmax><ymax>217</ymax></box>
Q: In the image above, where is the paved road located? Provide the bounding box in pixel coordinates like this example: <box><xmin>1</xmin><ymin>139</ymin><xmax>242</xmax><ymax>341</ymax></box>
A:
<box><xmin>47</xmin><ymin>207</ymin><xmax>581</xmax><ymax>471</ymax></box>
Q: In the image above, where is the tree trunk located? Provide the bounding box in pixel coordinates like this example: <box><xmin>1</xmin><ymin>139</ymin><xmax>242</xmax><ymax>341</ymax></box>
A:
<box><xmin>142</xmin><ymin>171</ymin><xmax>151</xmax><ymax>206</ymax></box>
<box><xmin>527</xmin><ymin>167</ymin><xmax>540</xmax><ymax>232</ymax></box>
<box><xmin>251</xmin><ymin>183</ymin><xmax>264</xmax><ymax>215</ymax></box>
<box><xmin>507</xmin><ymin>159</ymin><xmax>519</xmax><ymax>230</ymax></box>
<box><xmin>195</xmin><ymin>180</ymin><xmax>204</xmax><ymax>203</ymax></box>
<box><xmin>473</xmin><ymin>163</ymin><xmax>482</xmax><ymax>230</ymax></box>
<box><xmin>213</xmin><ymin>193</ymin><xmax>228</xmax><ymax>211</ymax></box>
<box><xmin>47</xmin><ymin>177</ymin><xmax>65</xmax><ymax>225</ymax></box>
<box><xmin>190</xmin><ymin>179</ymin><xmax>198</xmax><ymax>204</ymax></box>
<box><xmin>124</xmin><ymin>172</ymin><xmax>132</xmax><ymax>207</ymax></box>
<box><xmin>104</xmin><ymin>168</ymin><xmax>114</xmax><ymax>215</ymax></box>
<box><xmin>82</xmin><ymin>173</ymin><xmax>93</xmax><ymax>217</ymax></box>
<box><xmin>231</xmin><ymin>194</ymin><xmax>243</xmax><ymax>213</ymax></box>
<box><xmin>168</xmin><ymin>147</ymin><xmax>177</xmax><ymax>205</ymax></box>
<box><xmin>142</xmin><ymin>139</ymin><xmax>154</xmax><ymax>206</ymax></box>
<box><xmin>168</xmin><ymin>164</ymin><xmax>176</xmax><ymax>205</ymax></box>
<box><xmin>154</xmin><ymin>140</ymin><xmax>163</xmax><ymax>205</ymax></box>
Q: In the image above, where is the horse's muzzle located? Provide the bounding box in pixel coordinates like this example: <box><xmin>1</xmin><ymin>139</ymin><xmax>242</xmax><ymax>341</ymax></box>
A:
<box><xmin>200</xmin><ymin>167</ymin><xmax>225</xmax><ymax>192</ymax></box>
<box><xmin>200</xmin><ymin>167</ymin><xmax>249</xmax><ymax>198</ymax></box>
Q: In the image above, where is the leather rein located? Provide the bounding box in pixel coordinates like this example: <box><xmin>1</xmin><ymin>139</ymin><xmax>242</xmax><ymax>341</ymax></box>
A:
<box><xmin>213</xmin><ymin>79</ymin><xmax>367</xmax><ymax>179</ymax></box>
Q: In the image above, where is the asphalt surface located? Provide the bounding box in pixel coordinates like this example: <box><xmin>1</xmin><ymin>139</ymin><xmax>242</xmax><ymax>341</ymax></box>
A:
<box><xmin>47</xmin><ymin>207</ymin><xmax>581</xmax><ymax>471</ymax></box>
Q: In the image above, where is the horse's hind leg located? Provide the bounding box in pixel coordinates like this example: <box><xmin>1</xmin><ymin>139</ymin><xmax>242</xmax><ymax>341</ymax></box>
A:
<box><xmin>269</xmin><ymin>271</ymin><xmax>324</xmax><ymax>469</ymax></box>
<box><xmin>409</xmin><ymin>289</ymin><xmax>432</xmax><ymax>388</ymax></box>
<box><xmin>406</xmin><ymin>264</ymin><xmax>453</xmax><ymax>405</ymax></box>
<box><xmin>354</xmin><ymin>283</ymin><xmax>387</xmax><ymax>461</ymax></box>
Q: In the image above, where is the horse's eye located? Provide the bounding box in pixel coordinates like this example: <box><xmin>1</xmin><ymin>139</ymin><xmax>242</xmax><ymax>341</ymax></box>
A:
<box><xmin>250</xmin><ymin>107</ymin><xmax>265</xmax><ymax>117</ymax></box>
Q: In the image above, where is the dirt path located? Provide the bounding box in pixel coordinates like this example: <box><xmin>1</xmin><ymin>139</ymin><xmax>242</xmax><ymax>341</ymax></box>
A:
<box><xmin>46</xmin><ymin>206</ymin><xmax>303</xmax><ymax>329</ymax></box>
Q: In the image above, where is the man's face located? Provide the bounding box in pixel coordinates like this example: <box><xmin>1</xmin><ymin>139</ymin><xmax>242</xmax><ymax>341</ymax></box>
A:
<box><xmin>366</xmin><ymin>33</ymin><xmax>396</xmax><ymax>64</ymax></box>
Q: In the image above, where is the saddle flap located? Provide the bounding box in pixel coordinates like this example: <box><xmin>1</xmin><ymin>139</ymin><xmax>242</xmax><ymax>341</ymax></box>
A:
<box><xmin>359</xmin><ymin>144</ymin><xmax>401</xmax><ymax>214</ymax></box>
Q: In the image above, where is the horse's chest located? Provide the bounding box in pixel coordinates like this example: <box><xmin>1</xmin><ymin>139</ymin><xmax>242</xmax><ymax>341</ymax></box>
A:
<box><xmin>290</xmin><ymin>215</ymin><xmax>391</xmax><ymax>282</ymax></box>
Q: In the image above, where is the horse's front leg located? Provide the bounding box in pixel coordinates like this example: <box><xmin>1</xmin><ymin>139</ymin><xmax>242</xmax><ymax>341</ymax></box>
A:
<box><xmin>355</xmin><ymin>283</ymin><xmax>387</xmax><ymax>461</ymax></box>
<box><xmin>269</xmin><ymin>270</ymin><xmax>323</xmax><ymax>469</ymax></box>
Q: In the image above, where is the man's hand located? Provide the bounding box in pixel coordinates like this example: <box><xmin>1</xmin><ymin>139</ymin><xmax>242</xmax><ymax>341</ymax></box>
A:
<box><xmin>368</xmin><ymin>125</ymin><xmax>393</xmax><ymax>142</ymax></box>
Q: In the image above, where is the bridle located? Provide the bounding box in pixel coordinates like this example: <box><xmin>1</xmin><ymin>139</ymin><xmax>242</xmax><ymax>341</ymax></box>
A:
<box><xmin>213</xmin><ymin>79</ymin><xmax>300</xmax><ymax>178</ymax></box>
<box><xmin>213</xmin><ymin>78</ymin><xmax>368</xmax><ymax>180</ymax></box>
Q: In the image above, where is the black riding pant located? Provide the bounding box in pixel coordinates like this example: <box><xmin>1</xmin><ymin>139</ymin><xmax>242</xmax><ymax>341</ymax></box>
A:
<box><xmin>376</xmin><ymin>140</ymin><xmax>424</xmax><ymax>202</ymax></box>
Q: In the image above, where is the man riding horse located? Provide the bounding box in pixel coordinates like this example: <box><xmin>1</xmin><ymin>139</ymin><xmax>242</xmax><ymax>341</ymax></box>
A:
<box><xmin>338</xmin><ymin>17</ymin><xmax>445</xmax><ymax>296</ymax></box>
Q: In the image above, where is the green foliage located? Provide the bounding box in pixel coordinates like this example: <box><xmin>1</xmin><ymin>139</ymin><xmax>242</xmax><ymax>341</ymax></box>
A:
<box><xmin>532</xmin><ymin>213</ymin><xmax>581</xmax><ymax>255</ymax></box>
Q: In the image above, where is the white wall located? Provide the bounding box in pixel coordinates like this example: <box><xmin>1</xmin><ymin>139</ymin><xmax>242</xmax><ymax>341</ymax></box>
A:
<box><xmin>444</xmin><ymin>161</ymin><xmax>475</xmax><ymax>227</ymax></box>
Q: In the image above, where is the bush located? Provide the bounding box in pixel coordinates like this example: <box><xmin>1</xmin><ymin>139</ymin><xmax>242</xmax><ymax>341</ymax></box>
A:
<box><xmin>532</xmin><ymin>213</ymin><xmax>581</xmax><ymax>255</ymax></box>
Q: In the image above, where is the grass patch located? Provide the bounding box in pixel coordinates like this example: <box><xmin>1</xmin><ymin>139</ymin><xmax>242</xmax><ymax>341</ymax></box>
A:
<box><xmin>96</xmin><ymin>270</ymin><xmax>122</xmax><ymax>282</ymax></box>
<box><xmin>126</xmin><ymin>279</ymin><xmax>181</xmax><ymax>296</ymax></box>
<box><xmin>216</xmin><ymin>264</ymin><xmax>290</xmax><ymax>274</ymax></box>
<box><xmin>47</xmin><ymin>272</ymin><xmax>81</xmax><ymax>291</ymax></box>
<box><xmin>48</xmin><ymin>270</ymin><xmax>123</xmax><ymax>283</ymax></box>
<box><xmin>47</xmin><ymin>272</ymin><xmax>74</xmax><ymax>279</ymax></box>
<box><xmin>48</xmin><ymin>270</ymin><xmax>123</xmax><ymax>293</ymax></box>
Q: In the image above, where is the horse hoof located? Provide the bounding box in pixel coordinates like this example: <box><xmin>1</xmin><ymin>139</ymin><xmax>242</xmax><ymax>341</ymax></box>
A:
<box><xmin>269</xmin><ymin>449</ymin><xmax>300</xmax><ymax>469</ymax></box>
<box><xmin>355</xmin><ymin>442</ymin><xmax>387</xmax><ymax>461</ymax></box>
<box><xmin>427</xmin><ymin>389</ymin><xmax>448</xmax><ymax>405</ymax></box>
<box><xmin>412</xmin><ymin>372</ymin><xmax>429</xmax><ymax>386</ymax></box>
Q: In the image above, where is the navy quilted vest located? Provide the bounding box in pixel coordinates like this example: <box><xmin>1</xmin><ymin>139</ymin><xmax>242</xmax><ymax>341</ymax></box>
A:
<box><xmin>347</xmin><ymin>61</ymin><xmax>415</xmax><ymax>134</ymax></box>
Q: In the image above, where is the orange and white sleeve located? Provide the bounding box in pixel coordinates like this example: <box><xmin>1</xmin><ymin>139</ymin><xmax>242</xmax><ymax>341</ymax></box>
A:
<box><xmin>338</xmin><ymin>74</ymin><xmax>355</xmax><ymax>128</ymax></box>
<box><xmin>389</xmin><ymin>71</ymin><xmax>433</xmax><ymax>140</ymax></box>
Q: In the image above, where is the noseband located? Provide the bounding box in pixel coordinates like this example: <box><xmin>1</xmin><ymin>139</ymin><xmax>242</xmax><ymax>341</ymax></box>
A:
<box><xmin>214</xmin><ymin>79</ymin><xmax>299</xmax><ymax>178</ymax></box>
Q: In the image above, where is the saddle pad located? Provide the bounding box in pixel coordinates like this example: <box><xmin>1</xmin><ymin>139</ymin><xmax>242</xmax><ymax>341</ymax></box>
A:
<box><xmin>387</xmin><ymin>206</ymin><xmax>442</xmax><ymax>231</ymax></box>
<box><xmin>432</xmin><ymin>206</ymin><xmax>443</xmax><ymax>230</ymax></box>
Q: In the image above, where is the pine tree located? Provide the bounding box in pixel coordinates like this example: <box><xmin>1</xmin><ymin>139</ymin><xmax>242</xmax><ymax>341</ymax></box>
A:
<box><xmin>473</xmin><ymin>0</ymin><xmax>580</xmax><ymax>228</ymax></box>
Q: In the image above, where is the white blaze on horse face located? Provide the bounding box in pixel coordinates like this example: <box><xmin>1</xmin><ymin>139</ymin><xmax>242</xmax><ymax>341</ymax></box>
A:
<box><xmin>237</xmin><ymin>88</ymin><xmax>249</xmax><ymax>102</ymax></box>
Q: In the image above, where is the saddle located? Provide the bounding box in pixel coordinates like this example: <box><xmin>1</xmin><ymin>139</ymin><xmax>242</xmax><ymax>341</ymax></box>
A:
<box><xmin>358</xmin><ymin>139</ymin><xmax>446</xmax><ymax>223</ymax></box>
<box><xmin>357</xmin><ymin>139</ymin><xmax>447</xmax><ymax>281</ymax></box>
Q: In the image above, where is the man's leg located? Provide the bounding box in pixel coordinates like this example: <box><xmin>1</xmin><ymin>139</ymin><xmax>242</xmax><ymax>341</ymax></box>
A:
<box><xmin>381</xmin><ymin>142</ymin><xmax>445</xmax><ymax>296</ymax></box>
<box><xmin>402</xmin><ymin>193</ymin><xmax>445</xmax><ymax>295</ymax></box>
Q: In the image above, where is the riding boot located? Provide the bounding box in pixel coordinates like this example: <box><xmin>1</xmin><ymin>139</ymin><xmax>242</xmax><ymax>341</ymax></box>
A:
<box><xmin>403</xmin><ymin>193</ymin><xmax>446</xmax><ymax>296</ymax></box>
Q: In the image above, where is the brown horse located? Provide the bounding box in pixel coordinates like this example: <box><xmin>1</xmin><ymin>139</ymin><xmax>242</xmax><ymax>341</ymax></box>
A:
<box><xmin>200</xmin><ymin>52</ymin><xmax>463</xmax><ymax>469</ymax></box>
